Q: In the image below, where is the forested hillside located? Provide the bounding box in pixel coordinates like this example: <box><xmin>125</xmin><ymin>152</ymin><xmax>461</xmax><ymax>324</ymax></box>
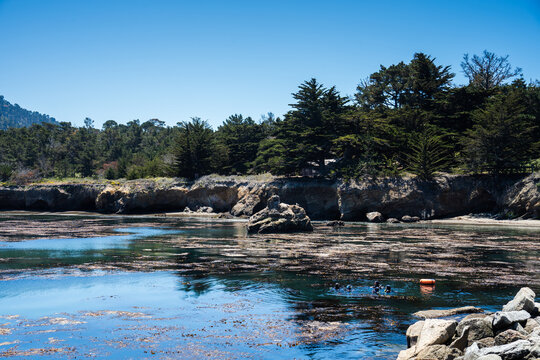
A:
<box><xmin>0</xmin><ymin>96</ymin><xmax>58</xmax><ymax>130</ymax></box>
<box><xmin>1</xmin><ymin>51</ymin><xmax>539</xmax><ymax>183</ymax></box>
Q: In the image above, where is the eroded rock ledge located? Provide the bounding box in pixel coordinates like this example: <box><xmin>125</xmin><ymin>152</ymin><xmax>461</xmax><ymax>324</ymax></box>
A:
<box><xmin>0</xmin><ymin>173</ymin><xmax>538</xmax><ymax>220</ymax></box>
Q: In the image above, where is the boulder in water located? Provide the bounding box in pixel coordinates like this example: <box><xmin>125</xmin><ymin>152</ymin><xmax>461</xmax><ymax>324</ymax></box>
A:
<box><xmin>401</xmin><ymin>215</ymin><xmax>420</xmax><ymax>223</ymax></box>
<box><xmin>492</xmin><ymin>310</ymin><xmax>530</xmax><ymax>331</ymax></box>
<box><xmin>366</xmin><ymin>211</ymin><xmax>384</xmax><ymax>223</ymax></box>
<box><xmin>502</xmin><ymin>287</ymin><xmax>536</xmax><ymax>314</ymax></box>
<box><xmin>247</xmin><ymin>195</ymin><xmax>313</xmax><ymax>234</ymax></box>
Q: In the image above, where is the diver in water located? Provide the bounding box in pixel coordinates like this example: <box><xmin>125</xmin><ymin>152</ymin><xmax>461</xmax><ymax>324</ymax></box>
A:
<box><xmin>371</xmin><ymin>281</ymin><xmax>381</xmax><ymax>295</ymax></box>
<box><xmin>346</xmin><ymin>284</ymin><xmax>352</xmax><ymax>292</ymax></box>
<box><xmin>384</xmin><ymin>285</ymin><xmax>392</xmax><ymax>294</ymax></box>
<box><xmin>334</xmin><ymin>282</ymin><xmax>341</xmax><ymax>290</ymax></box>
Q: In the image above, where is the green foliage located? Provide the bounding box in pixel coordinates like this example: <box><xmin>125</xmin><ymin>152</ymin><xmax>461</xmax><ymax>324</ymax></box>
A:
<box><xmin>216</xmin><ymin>114</ymin><xmax>264</xmax><ymax>174</ymax></box>
<box><xmin>0</xmin><ymin>164</ymin><xmax>12</xmax><ymax>181</ymax></box>
<box><xmin>263</xmin><ymin>78</ymin><xmax>349</xmax><ymax>175</ymax></box>
<box><xmin>105</xmin><ymin>167</ymin><xmax>117</xmax><ymax>180</ymax></box>
<box><xmin>462</xmin><ymin>87</ymin><xmax>537</xmax><ymax>174</ymax></box>
<box><xmin>407</xmin><ymin>126</ymin><xmax>451</xmax><ymax>180</ymax></box>
<box><xmin>172</xmin><ymin>118</ymin><xmax>218</xmax><ymax>179</ymax></box>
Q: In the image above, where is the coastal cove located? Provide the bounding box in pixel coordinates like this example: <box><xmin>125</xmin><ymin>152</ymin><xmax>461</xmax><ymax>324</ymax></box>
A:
<box><xmin>0</xmin><ymin>212</ymin><xmax>539</xmax><ymax>359</ymax></box>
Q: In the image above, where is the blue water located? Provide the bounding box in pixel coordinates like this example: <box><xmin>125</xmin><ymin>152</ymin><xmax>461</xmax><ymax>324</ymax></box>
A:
<box><xmin>0</xmin><ymin>214</ymin><xmax>538</xmax><ymax>359</ymax></box>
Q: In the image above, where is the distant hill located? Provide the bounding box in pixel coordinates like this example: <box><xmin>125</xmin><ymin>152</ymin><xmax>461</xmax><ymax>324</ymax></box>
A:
<box><xmin>0</xmin><ymin>95</ymin><xmax>58</xmax><ymax>130</ymax></box>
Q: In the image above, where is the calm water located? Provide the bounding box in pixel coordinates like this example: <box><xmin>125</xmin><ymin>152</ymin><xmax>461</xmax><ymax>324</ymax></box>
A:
<box><xmin>0</xmin><ymin>213</ymin><xmax>539</xmax><ymax>359</ymax></box>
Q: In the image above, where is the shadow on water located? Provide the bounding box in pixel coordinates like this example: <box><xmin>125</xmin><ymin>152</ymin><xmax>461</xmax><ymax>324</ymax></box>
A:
<box><xmin>0</xmin><ymin>213</ymin><xmax>538</xmax><ymax>359</ymax></box>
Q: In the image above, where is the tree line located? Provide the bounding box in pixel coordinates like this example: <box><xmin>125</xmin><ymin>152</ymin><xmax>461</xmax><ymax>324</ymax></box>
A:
<box><xmin>0</xmin><ymin>51</ymin><xmax>539</xmax><ymax>183</ymax></box>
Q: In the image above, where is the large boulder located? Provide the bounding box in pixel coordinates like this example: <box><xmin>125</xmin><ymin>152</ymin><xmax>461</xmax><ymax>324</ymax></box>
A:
<box><xmin>417</xmin><ymin>319</ymin><xmax>458</xmax><ymax>349</ymax></box>
<box><xmin>502</xmin><ymin>287</ymin><xmax>536</xmax><ymax>314</ymax></box>
<box><xmin>407</xmin><ymin>320</ymin><xmax>425</xmax><ymax>348</ymax></box>
<box><xmin>476</xmin><ymin>337</ymin><xmax>496</xmax><ymax>349</ymax></box>
<box><xmin>246</xmin><ymin>195</ymin><xmax>313</xmax><ymax>234</ymax></box>
<box><xmin>468</xmin><ymin>339</ymin><xmax>532</xmax><ymax>360</ymax></box>
<box><xmin>494</xmin><ymin>329</ymin><xmax>527</xmax><ymax>345</ymax></box>
<box><xmin>450</xmin><ymin>326</ymin><xmax>470</xmax><ymax>351</ymax></box>
<box><xmin>415</xmin><ymin>344</ymin><xmax>462</xmax><ymax>360</ymax></box>
<box><xmin>493</xmin><ymin>311</ymin><xmax>531</xmax><ymax>331</ymax></box>
<box><xmin>456</xmin><ymin>317</ymin><xmax>494</xmax><ymax>345</ymax></box>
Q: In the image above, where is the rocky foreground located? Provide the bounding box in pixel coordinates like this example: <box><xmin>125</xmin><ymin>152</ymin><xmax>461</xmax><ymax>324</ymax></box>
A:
<box><xmin>399</xmin><ymin>288</ymin><xmax>540</xmax><ymax>360</ymax></box>
<box><xmin>0</xmin><ymin>173</ymin><xmax>539</xmax><ymax>220</ymax></box>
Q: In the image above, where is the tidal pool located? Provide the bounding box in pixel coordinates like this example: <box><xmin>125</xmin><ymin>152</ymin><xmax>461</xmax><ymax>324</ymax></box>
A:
<box><xmin>0</xmin><ymin>212</ymin><xmax>538</xmax><ymax>359</ymax></box>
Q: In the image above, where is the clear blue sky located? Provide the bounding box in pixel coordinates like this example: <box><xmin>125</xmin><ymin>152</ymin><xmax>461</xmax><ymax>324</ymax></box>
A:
<box><xmin>1</xmin><ymin>0</ymin><xmax>539</xmax><ymax>128</ymax></box>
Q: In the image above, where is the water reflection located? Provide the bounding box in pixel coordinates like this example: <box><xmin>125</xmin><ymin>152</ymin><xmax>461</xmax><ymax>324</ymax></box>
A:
<box><xmin>0</xmin><ymin>214</ymin><xmax>538</xmax><ymax>359</ymax></box>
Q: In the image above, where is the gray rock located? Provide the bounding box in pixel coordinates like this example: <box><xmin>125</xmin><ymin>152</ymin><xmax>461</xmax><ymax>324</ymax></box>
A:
<box><xmin>450</xmin><ymin>326</ymin><xmax>470</xmax><ymax>351</ymax></box>
<box><xmin>417</xmin><ymin>319</ymin><xmax>458</xmax><ymax>349</ymax></box>
<box><xmin>494</xmin><ymin>329</ymin><xmax>526</xmax><ymax>345</ymax></box>
<box><xmin>366</xmin><ymin>211</ymin><xmax>384</xmax><ymax>223</ymax></box>
<box><xmin>196</xmin><ymin>206</ymin><xmax>214</xmax><ymax>213</ymax></box>
<box><xmin>406</xmin><ymin>320</ymin><xmax>425</xmax><ymax>348</ymax></box>
<box><xmin>397</xmin><ymin>346</ymin><xmax>418</xmax><ymax>360</ymax></box>
<box><xmin>415</xmin><ymin>306</ymin><xmax>483</xmax><ymax>319</ymax></box>
<box><xmin>476</xmin><ymin>337</ymin><xmax>496</xmax><ymax>349</ymax></box>
<box><xmin>246</xmin><ymin>195</ymin><xmax>313</xmax><ymax>234</ymax></box>
<box><xmin>476</xmin><ymin>339</ymin><xmax>532</xmax><ymax>360</ymax></box>
<box><xmin>457</xmin><ymin>317</ymin><xmax>494</xmax><ymax>345</ymax></box>
<box><xmin>463</xmin><ymin>314</ymin><xmax>490</xmax><ymax>321</ymax></box>
<box><xmin>502</xmin><ymin>287</ymin><xmax>536</xmax><ymax>314</ymax></box>
<box><xmin>416</xmin><ymin>345</ymin><xmax>462</xmax><ymax>360</ymax></box>
<box><xmin>386</xmin><ymin>217</ymin><xmax>400</xmax><ymax>223</ymax></box>
<box><xmin>401</xmin><ymin>215</ymin><xmax>420</xmax><ymax>223</ymax></box>
<box><xmin>493</xmin><ymin>310</ymin><xmax>531</xmax><ymax>331</ymax></box>
<box><xmin>463</xmin><ymin>342</ymin><xmax>481</xmax><ymax>360</ymax></box>
<box><xmin>529</xmin><ymin>340</ymin><xmax>540</xmax><ymax>359</ymax></box>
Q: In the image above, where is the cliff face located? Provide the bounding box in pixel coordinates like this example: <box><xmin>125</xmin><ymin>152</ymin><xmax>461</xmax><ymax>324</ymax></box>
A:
<box><xmin>0</xmin><ymin>173</ymin><xmax>538</xmax><ymax>220</ymax></box>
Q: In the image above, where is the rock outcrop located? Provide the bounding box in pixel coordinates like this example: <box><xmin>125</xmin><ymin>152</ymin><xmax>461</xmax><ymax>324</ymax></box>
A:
<box><xmin>1</xmin><ymin>173</ymin><xmax>538</xmax><ymax>220</ymax></box>
<box><xmin>501</xmin><ymin>172</ymin><xmax>540</xmax><ymax>219</ymax></box>
<box><xmin>246</xmin><ymin>195</ymin><xmax>313</xmax><ymax>234</ymax></box>
<box><xmin>398</xmin><ymin>287</ymin><xmax>540</xmax><ymax>360</ymax></box>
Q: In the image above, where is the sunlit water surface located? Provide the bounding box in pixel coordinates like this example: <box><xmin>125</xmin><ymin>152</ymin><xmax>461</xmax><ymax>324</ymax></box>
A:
<box><xmin>0</xmin><ymin>213</ymin><xmax>538</xmax><ymax>359</ymax></box>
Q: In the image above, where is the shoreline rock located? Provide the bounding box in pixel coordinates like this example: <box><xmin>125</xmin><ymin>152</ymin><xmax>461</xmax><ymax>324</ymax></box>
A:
<box><xmin>414</xmin><ymin>306</ymin><xmax>484</xmax><ymax>319</ymax></box>
<box><xmin>398</xmin><ymin>287</ymin><xmax>540</xmax><ymax>360</ymax></box>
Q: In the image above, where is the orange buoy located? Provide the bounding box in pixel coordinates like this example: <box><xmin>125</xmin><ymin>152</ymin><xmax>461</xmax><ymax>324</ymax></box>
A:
<box><xmin>419</xmin><ymin>279</ymin><xmax>436</xmax><ymax>285</ymax></box>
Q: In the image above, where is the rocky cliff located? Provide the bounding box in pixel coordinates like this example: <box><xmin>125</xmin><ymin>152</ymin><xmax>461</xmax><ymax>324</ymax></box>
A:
<box><xmin>0</xmin><ymin>173</ymin><xmax>538</xmax><ymax>220</ymax></box>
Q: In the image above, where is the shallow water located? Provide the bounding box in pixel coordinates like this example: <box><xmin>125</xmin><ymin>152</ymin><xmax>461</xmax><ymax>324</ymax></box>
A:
<box><xmin>0</xmin><ymin>213</ymin><xmax>539</xmax><ymax>359</ymax></box>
